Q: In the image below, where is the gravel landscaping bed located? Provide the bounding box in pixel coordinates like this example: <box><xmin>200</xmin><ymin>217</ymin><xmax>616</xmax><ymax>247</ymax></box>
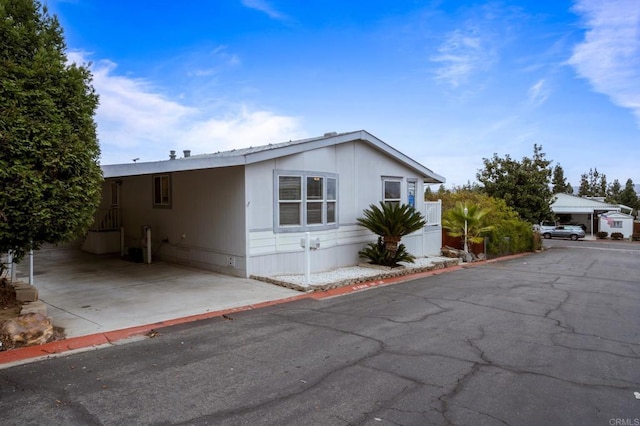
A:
<box><xmin>252</xmin><ymin>256</ymin><xmax>459</xmax><ymax>292</ymax></box>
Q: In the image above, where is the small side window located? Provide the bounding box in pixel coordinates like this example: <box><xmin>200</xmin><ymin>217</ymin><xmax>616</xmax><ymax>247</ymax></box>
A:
<box><xmin>153</xmin><ymin>175</ymin><xmax>171</xmax><ymax>208</ymax></box>
<box><xmin>383</xmin><ymin>178</ymin><xmax>402</xmax><ymax>206</ymax></box>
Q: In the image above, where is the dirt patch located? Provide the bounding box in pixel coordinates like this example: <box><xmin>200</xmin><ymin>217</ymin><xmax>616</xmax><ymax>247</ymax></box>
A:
<box><xmin>0</xmin><ymin>280</ymin><xmax>66</xmax><ymax>351</ymax></box>
<box><xmin>0</xmin><ymin>284</ymin><xmax>21</xmax><ymax>323</ymax></box>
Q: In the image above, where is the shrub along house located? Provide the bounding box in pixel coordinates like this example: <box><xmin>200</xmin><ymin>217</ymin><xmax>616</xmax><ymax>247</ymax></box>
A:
<box><xmin>83</xmin><ymin>130</ymin><xmax>445</xmax><ymax>278</ymax></box>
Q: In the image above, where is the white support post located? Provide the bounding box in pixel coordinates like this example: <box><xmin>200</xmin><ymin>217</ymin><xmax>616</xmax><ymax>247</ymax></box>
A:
<box><xmin>304</xmin><ymin>232</ymin><xmax>311</xmax><ymax>286</ymax></box>
<box><xmin>29</xmin><ymin>248</ymin><xmax>34</xmax><ymax>285</ymax></box>
<box><xmin>8</xmin><ymin>251</ymin><xmax>16</xmax><ymax>282</ymax></box>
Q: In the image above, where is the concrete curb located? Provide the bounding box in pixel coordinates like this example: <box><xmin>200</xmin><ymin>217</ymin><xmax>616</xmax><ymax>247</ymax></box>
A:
<box><xmin>0</xmin><ymin>252</ymin><xmax>533</xmax><ymax>367</ymax></box>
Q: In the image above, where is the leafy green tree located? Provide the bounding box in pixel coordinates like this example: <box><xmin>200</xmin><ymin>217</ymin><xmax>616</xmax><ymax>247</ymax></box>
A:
<box><xmin>551</xmin><ymin>164</ymin><xmax>572</xmax><ymax>194</ymax></box>
<box><xmin>357</xmin><ymin>202</ymin><xmax>426</xmax><ymax>265</ymax></box>
<box><xmin>476</xmin><ymin>144</ymin><xmax>553</xmax><ymax>223</ymax></box>
<box><xmin>0</xmin><ymin>0</ymin><xmax>102</xmax><ymax>262</ymax></box>
<box><xmin>442</xmin><ymin>202</ymin><xmax>493</xmax><ymax>252</ymax></box>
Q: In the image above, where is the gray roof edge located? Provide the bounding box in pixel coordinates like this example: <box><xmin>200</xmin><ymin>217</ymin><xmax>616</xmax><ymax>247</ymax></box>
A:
<box><xmin>102</xmin><ymin>156</ymin><xmax>245</xmax><ymax>178</ymax></box>
<box><xmin>101</xmin><ymin>130</ymin><xmax>445</xmax><ymax>183</ymax></box>
<box><xmin>356</xmin><ymin>131</ymin><xmax>445</xmax><ymax>183</ymax></box>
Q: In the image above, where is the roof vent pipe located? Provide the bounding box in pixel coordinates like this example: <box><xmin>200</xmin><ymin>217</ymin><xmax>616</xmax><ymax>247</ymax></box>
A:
<box><xmin>324</xmin><ymin>132</ymin><xmax>338</xmax><ymax>137</ymax></box>
<box><xmin>169</xmin><ymin>150</ymin><xmax>176</xmax><ymax>160</ymax></box>
<box><xmin>183</xmin><ymin>150</ymin><xmax>191</xmax><ymax>158</ymax></box>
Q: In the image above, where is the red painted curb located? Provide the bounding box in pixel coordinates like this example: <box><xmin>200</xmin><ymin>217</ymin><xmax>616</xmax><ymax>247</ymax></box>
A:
<box><xmin>0</xmin><ymin>293</ymin><xmax>311</xmax><ymax>366</ymax></box>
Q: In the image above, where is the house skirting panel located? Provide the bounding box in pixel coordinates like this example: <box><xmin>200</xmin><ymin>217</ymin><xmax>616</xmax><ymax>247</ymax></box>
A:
<box><xmin>81</xmin><ymin>230</ymin><xmax>121</xmax><ymax>255</ymax></box>
<box><xmin>248</xmin><ymin>242</ymin><xmax>365</xmax><ymax>277</ymax></box>
<box><xmin>157</xmin><ymin>244</ymin><xmax>247</xmax><ymax>278</ymax></box>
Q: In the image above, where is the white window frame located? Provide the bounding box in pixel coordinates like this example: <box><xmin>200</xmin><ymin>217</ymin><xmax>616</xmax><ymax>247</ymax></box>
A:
<box><xmin>382</xmin><ymin>177</ymin><xmax>402</xmax><ymax>206</ymax></box>
<box><xmin>153</xmin><ymin>175</ymin><xmax>171</xmax><ymax>208</ymax></box>
<box><xmin>611</xmin><ymin>220</ymin><xmax>623</xmax><ymax>228</ymax></box>
<box><xmin>274</xmin><ymin>170</ymin><xmax>338</xmax><ymax>232</ymax></box>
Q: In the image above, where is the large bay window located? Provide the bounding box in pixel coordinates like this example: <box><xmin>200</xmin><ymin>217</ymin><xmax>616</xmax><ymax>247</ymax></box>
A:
<box><xmin>276</xmin><ymin>171</ymin><xmax>338</xmax><ymax>231</ymax></box>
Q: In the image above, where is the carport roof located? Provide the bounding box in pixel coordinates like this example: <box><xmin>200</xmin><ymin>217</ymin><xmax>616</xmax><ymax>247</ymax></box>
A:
<box><xmin>551</xmin><ymin>193</ymin><xmax>621</xmax><ymax>214</ymax></box>
<box><xmin>101</xmin><ymin>130</ymin><xmax>445</xmax><ymax>184</ymax></box>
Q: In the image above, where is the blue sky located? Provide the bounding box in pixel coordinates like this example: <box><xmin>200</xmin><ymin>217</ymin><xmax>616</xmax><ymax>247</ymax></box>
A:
<box><xmin>47</xmin><ymin>0</ymin><xmax>640</xmax><ymax>188</ymax></box>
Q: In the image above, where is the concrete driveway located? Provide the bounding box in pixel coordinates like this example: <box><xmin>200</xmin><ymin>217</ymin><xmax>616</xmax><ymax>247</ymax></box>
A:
<box><xmin>14</xmin><ymin>247</ymin><xmax>300</xmax><ymax>338</ymax></box>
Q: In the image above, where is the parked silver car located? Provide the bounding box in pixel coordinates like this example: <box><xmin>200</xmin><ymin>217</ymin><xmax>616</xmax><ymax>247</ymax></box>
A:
<box><xmin>541</xmin><ymin>225</ymin><xmax>585</xmax><ymax>240</ymax></box>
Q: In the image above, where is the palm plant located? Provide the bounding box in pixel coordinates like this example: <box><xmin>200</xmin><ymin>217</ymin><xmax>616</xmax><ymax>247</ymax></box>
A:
<box><xmin>357</xmin><ymin>202</ymin><xmax>426</xmax><ymax>265</ymax></box>
<box><xmin>442</xmin><ymin>202</ymin><xmax>493</xmax><ymax>251</ymax></box>
<box><xmin>358</xmin><ymin>237</ymin><xmax>416</xmax><ymax>267</ymax></box>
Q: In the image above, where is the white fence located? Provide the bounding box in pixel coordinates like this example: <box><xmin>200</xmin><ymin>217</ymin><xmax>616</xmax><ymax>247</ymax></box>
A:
<box><xmin>425</xmin><ymin>200</ymin><xmax>442</xmax><ymax>226</ymax></box>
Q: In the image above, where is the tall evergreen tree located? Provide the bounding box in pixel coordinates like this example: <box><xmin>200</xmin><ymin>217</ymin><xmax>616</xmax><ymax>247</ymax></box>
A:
<box><xmin>476</xmin><ymin>144</ymin><xmax>553</xmax><ymax>223</ymax></box>
<box><xmin>620</xmin><ymin>179</ymin><xmax>639</xmax><ymax>212</ymax></box>
<box><xmin>606</xmin><ymin>179</ymin><xmax>622</xmax><ymax>204</ymax></box>
<box><xmin>578</xmin><ymin>168</ymin><xmax>607</xmax><ymax>197</ymax></box>
<box><xmin>0</xmin><ymin>0</ymin><xmax>102</xmax><ymax>262</ymax></box>
<box><xmin>551</xmin><ymin>164</ymin><xmax>572</xmax><ymax>194</ymax></box>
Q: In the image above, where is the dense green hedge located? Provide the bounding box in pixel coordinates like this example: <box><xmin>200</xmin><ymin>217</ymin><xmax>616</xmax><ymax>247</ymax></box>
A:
<box><xmin>485</xmin><ymin>219</ymin><xmax>534</xmax><ymax>256</ymax></box>
<box><xmin>427</xmin><ymin>189</ymin><xmax>536</xmax><ymax>258</ymax></box>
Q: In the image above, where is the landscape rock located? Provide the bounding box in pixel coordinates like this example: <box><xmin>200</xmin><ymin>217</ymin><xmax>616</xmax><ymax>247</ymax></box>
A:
<box><xmin>12</xmin><ymin>282</ymin><xmax>39</xmax><ymax>302</ymax></box>
<box><xmin>20</xmin><ymin>300</ymin><xmax>48</xmax><ymax>316</ymax></box>
<box><xmin>0</xmin><ymin>312</ymin><xmax>53</xmax><ymax>347</ymax></box>
<box><xmin>441</xmin><ymin>246</ymin><xmax>476</xmax><ymax>263</ymax></box>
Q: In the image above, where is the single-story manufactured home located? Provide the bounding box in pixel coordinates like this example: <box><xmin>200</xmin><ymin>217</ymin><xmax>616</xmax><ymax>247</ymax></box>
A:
<box><xmin>83</xmin><ymin>130</ymin><xmax>445</xmax><ymax>278</ymax></box>
<box><xmin>550</xmin><ymin>193</ymin><xmax>631</xmax><ymax>237</ymax></box>
<box><xmin>599</xmin><ymin>211</ymin><xmax>634</xmax><ymax>239</ymax></box>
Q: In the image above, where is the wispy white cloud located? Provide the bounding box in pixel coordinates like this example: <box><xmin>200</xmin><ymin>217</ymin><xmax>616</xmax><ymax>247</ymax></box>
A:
<box><xmin>241</xmin><ymin>0</ymin><xmax>288</xmax><ymax>21</ymax></box>
<box><xmin>67</xmin><ymin>51</ymin><xmax>306</xmax><ymax>164</ymax></box>
<box><xmin>528</xmin><ymin>79</ymin><xmax>549</xmax><ymax>106</ymax></box>
<box><xmin>431</xmin><ymin>27</ymin><xmax>496</xmax><ymax>87</ymax></box>
<box><xmin>186</xmin><ymin>45</ymin><xmax>240</xmax><ymax>77</ymax></box>
<box><xmin>568</xmin><ymin>0</ymin><xmax>640</xmax><ymax>125</ymax></box>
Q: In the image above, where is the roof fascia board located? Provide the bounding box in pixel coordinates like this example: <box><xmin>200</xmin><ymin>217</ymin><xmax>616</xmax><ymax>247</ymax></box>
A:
<box><xmin>102</xmin><ymin>156</ymin><xmax>246</xmax><ymax>178</ymax></box>
<box><xmin>101</xmin><ymin>130</ymin><xmax>445</xmax><ymax>183</ymax></box>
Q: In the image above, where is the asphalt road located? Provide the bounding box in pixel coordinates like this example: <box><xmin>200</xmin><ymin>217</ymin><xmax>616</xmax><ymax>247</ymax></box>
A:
<box><xmin>1</xmin><ymin>239</ymin><xmax>639</xmax><ymax>425</ymax></box>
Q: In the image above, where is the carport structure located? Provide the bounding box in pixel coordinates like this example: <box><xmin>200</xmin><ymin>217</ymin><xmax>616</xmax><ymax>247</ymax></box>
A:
<box><xmin>13</xmin><ymin>247</ymin><xmax>300</xmax><ymax>339</ymax></box>
<box><xmin>550</xmin><ymin>193</ymin><xmax>628</xmax><ymax>237</ymax></box>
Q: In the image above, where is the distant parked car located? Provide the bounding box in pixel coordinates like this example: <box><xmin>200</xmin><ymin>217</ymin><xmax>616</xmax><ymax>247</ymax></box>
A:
<box><xmin>541</xmin><ymin>225</ymin><xmax>585</xmax><ymax>241</ymax></box>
